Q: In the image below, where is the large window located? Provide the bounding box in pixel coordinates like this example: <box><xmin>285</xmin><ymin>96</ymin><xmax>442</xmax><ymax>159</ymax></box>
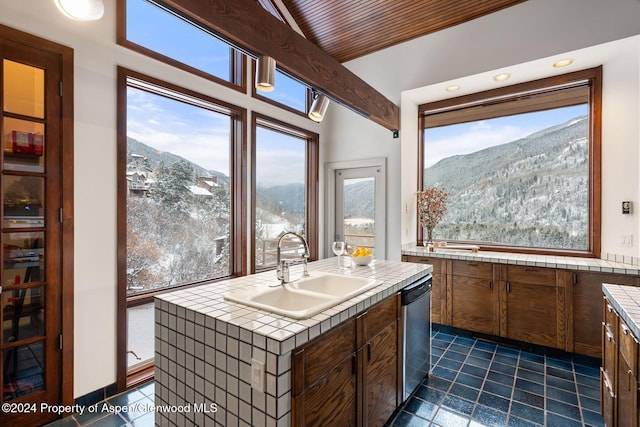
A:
<box><xmin>252</xmin><ymin>114</ymin><xmax>319</xmax><ymax>271</ymax></box>
<box><xmin>117</xmin><ymin>68</ymin><xmax>245</xmax><ymax>385</ymax></box>
<box><xmin>419</xmin><ymin>67</ymin><xmax>601</xmax><ymax>256</ymax></box>
<box><xmin>118</xmin><ymin>0</ymin><xmax>245</xmax><ymax>90</ymax></box>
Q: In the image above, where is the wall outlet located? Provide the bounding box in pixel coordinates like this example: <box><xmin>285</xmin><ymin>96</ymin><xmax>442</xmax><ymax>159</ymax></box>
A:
<box><xmin>251</xmin><ymin>358</ymin><xmax>265</xmax><ymax>392</ymax></box>
<box><xmin>620</xmin><ymin>234</ymin><xmax>633</xmax><ymax>247</ymax></box>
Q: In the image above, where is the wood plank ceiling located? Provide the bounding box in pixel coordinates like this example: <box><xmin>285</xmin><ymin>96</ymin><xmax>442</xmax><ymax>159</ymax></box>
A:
<box><xmin>279</xmin><ymin>0</ymin><xmax>529</xmax><ymax>63</ymax></box>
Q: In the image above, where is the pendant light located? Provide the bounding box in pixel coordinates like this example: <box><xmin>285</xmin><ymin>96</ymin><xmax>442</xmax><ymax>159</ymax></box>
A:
<box><xmin>308</xmin><ymin>90</ymin><xmax>330</xmax><ymax>122</ymax></box>
<box><xmin>54</xmin><ymin>0</ymin><xmax>104</xmax><ymax>21</ymax></box>
<box><xmin>255</xmin><ymin>56</ymin><xmax>276</xmax><ymax>92</ymax></box>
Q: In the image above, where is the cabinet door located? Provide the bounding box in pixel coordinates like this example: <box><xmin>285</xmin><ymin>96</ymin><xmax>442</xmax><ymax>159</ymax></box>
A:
<box><xmin>601</xmin><ymin>372</ymin><xmax>616</xmax><ymax>427</ymax></box>
<box><xmin>292</xmin><ymin>319</ymin><xmax>357</xmax><ymax>427</ymax></box>
<box><xmin>617</xmin><ymin>355</ymin><xmax>637</xmax><ymax>427</ymax></box>
<box><xmin>618</xmin><ymin>318</ymin><xmax>638</xmax><ymax>427</ymax></box>
<box><xmin>295</xmin><ymin>356</ymin><xmax>357</xmax><ymax>427</ymax></box>
<box><xmin>502</xmin><ymin>265</ymin><xmax>565</xmax><ymax>349</ymax></box>
<box><xmin>450</xmin><ymin>260</ymin><xmax>497</xmax><ymax>335</ymax></box>
<box><xmin>364</xmin><ymin>321</ymin><xmax>398</xmax><ymax>427</ymax></box>
<box><xmin>361</xmin><ymin>295</ymin><xmax>399</xmax><ymax>427</ymax></box>
<box><xmin>450</xmin><ymin>275</ymin><xmax>496</xmax><ymax>335</ymax></box>
<box><xmin>1</xmin><ymin>38</ymin><xmax>65</xmax><ymax>426</ymax></box>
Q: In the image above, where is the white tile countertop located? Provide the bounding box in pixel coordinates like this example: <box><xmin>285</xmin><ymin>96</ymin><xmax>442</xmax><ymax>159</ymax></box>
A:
<box><xmin>402</xmin><ymin>243</ymin><xmax>640</xmax><ymax>275</ymax></box>
<box><xmin>602</xmin><ymin>284</ymin><xmax>640</xmax><ymax>339</ymax></box>
<box><xmin>155</xmin><ymin>258</ymin><xmax>432</xmax><ymax>354</ymax></box>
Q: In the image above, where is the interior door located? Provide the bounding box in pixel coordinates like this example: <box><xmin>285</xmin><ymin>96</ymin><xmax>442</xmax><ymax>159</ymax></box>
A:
<box><xmin>1</xmin><ymin>39</ymin><xmax>63</xmax><ymax>426</ymax></box>
<box><xmin>335</xmin><ymin>166</ymin><xmax>385</xmax><ymax>258</ymax></box>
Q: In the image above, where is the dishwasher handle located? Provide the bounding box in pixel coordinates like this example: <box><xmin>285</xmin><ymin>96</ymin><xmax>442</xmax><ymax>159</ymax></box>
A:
<box><xmin>401</xmin><ymin>274</ymin><xmax>432</xmax><ymax>306</ymax></box>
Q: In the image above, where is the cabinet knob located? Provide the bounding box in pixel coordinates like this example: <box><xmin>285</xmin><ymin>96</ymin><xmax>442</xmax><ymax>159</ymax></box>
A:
<box><xmin>605</xmin><ymin>329</ymin><xmax>614</xmax><ymax>342</ymax></box>
<box><xmin>622</xmin><ymin>323</ymin><xmax>630</xmax><ymax>335</ymax></box>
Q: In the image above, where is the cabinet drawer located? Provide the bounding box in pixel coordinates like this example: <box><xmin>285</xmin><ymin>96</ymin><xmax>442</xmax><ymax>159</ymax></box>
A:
<box><xmin>452</xmin><ymin>260</ymin><xmax>492</xmax><ymax>279</ymax></box>
<box><xmin>506</xmin><ymin>265</ymin><xmax>556</xmax><ymax>284</ymax></box>
<box><xmin>604</xmin><ymin>298</ymin><xmax>619</xmax><ymax>343</ymax></box>
<box><xmin>364</xmin><ymin>295</ymin><xmax>398</xmax><ymax>342</ymax></box>
<box><xmin>619</xmin><ymin>319</ymin><xmax>638</xmax><ymax>372</ymax></box>
<box><xmin>603</xmin><ymin>322</ymin><xmax>617</xmax><ymax>386</ymax></box>
<box><xmin>403</xmin><ymin>255</ymin><xmax>442</xmax><ymax>275</ymax></box>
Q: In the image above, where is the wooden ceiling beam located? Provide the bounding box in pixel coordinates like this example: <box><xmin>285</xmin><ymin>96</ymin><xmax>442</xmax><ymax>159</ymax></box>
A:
<box><xmin>161</xmin><ymin>0</ymin><xmax>400</xmax><ymax>131</ymax></box>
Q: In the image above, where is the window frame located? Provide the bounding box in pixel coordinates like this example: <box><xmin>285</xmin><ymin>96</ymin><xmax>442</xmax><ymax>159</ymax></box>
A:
<box><xmin>251</xmin><ymin>60</ymin><xmax>311</xmax><ymax>117</ymax></box>
<box><xmin>417</xmin><ymin>67</ymin><xmax>602</xmax><ymax>257</ymax></box>
<box><xmin>251</xmin><ymin>113</ymin><xmax>319</xmax><ymax>273</ymax></box>
<box><xmin>116</xmin><ymin>67</ymin><xmax>247</xmax><ymax>389</ymax></box>
<box><xmin>116</xmin><ymin>0</ymin><xmax>246</xmax><ymax>93</ymax></box>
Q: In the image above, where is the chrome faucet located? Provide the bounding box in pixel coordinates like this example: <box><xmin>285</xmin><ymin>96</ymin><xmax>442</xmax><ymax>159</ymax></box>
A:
<box><xmin>276</xmin><ymin>231</ymin><xmax>310</xmax><ymax>284</ymax></box>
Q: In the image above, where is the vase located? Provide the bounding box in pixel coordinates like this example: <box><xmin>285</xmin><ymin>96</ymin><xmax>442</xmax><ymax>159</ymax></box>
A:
<box><xmin>426</xmin><ymin>227</ymin><xmax>434</xmax><ymax>245</ymax></box>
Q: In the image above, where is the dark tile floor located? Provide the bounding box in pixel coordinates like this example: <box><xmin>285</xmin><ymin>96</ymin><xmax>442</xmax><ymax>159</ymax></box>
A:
<box><xmin>45</xmin><ymin>382</ymin><xmax>155</xmax><ymax>427</ymax></box>
<box><xmin>47</xmin><ymin>329</ymin><xmax>605</xmax><ymax>427</ymax></box>
<box><xmin>388</xmin><ymin>329</ymin><xmax>605</xmax><ymax>427</ymax></box>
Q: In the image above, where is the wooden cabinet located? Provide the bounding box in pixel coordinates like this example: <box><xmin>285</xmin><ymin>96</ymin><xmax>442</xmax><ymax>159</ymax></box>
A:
<box><xmin>291</xmin><ymin>318</ymin><xmax>357</xmax><ymax>426</ymax></box>
<box><xmin>448</xmin><ymin>260</ymin><xmax>498</xmax><ymax>336</ymax></box>
<box><xmin>447</xmin><ymin>261</ymin><xmax>563</xmax><ymax>349</ymax></box>
<box><xmin>361</xmin><ymin>296</ymin><xmax>400</xmax><ymax>426</ymax></box>
<box><xmin>292</xmin><ymin>295</ymin><xmax>401</xmax><ymax>427</ymax></box>
<box><xmin>618</xmin><ymin>319</ymin><xmax>639</xmax><ymax>427</ymax></box>
<box><xmin>402</xmin><ymin>255</ymin><xmax>444</xmax><ymax>324</ymax></box>
<box><xmin>601</xmin><ymin>295</ymin><xmax>640</xmax><ymax>427</ymax></box>
<box><xmin>500</xmin><ymin>265</ymin><xmax>563</xmax><ymax>349</ymax></box>
<box><xmin>404</xmin><ymin>254</ymin><xmax>640</xmax><ymax>356</ymax></box>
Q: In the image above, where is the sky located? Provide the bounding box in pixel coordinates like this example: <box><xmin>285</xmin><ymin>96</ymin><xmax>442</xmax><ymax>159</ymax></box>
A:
<box><xmin>255</xmin><ymin>128</ymin><xmax>305</xmax><ymax>188</ymax></box>
<box><xmin>127</xmin><ymin>0</ymin><xmax>230</xmax><ymax>79</ymax></box>
<box><xmin>423</xmin><ymin>104</ymin><xmax>588</xmax><ymax>168</ymax></box>
<box><xmin>127</xmin><ymin>86</ymin><xmax>307</xmax><ymax>186</ymax></box>
<box><xmin>127</xmin><ymin>87</ymin><xmax>232</xmax><ymax>175</ymax></box>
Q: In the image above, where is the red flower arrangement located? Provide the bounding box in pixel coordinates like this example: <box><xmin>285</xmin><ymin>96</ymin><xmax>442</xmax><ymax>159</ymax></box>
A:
<box><xmin>417</xmin><ymin>187</ymin><xmax>449</xmax><ymax>244</ymax></box>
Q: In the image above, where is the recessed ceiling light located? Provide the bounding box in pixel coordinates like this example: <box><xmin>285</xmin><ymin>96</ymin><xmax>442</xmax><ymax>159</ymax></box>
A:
<box><xmin>493</xmin><ymin>73</ymin><xmax>511</xmax><ymax>82</ymax></box>
<box><xmin>553</xmin><ymin>59</ymin><xmax>574</xmax><ymax>68</ymax></box>
<box><xmin>446</xmin><ymin>85</ymin><xmax>460</xmax><ymax>92</ymax></box>
<box><xmin>54</xmin><ymin>0</ymin><xmax>104</xmax><ymax>21</ymax></box>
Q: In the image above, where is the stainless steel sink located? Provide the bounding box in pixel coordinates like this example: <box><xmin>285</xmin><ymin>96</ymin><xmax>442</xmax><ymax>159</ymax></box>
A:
<box><xmin>224</xmin><ymin>272</ymin><xmax>381</xmax><ymax>319</ymax></box>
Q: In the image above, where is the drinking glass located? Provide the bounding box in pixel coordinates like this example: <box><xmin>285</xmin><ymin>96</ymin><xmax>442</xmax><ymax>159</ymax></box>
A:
<box><xmin>332</xmin><ymin>241</ymin><xmax>345</xmax><ymax>268</ymax></box>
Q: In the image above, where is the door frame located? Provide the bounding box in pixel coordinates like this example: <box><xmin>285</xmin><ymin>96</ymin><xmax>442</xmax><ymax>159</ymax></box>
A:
<box><xmin>325</xmin><ymin>158</ymin><xmax>386</xmax><ymax>259</ymax></box>
<box><xmin>0</xmin><ymin>24</ymin><xmax>75</xmax><ymax>409</ymax></box>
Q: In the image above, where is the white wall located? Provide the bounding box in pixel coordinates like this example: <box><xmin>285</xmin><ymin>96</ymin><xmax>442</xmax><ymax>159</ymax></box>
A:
<box><xmin>327</xmin><ymin>0</ymin><xmax>640</xmax><ymax>260</ymax></box>
<box><xmin>0</xmin><ymin>0</ymin><xmax>324</xmax><ymax>397</ymax></box>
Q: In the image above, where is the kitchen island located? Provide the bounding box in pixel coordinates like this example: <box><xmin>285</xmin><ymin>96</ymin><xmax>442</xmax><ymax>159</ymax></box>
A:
<box><xmin>154</xmin><ymin>258</ymin><xmax>431</xmax><ymax>426</ymax></box>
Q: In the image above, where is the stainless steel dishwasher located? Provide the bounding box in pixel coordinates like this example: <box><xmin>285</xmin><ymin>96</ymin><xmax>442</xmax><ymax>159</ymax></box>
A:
<box><xmin>401</xmin><ymin>273</ymin><xmax>432</xmax><ymax>401</ymax></box>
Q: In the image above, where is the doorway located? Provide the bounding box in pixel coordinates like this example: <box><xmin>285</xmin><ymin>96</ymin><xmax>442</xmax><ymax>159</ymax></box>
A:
<box><xmin>326</xmin><ymin>158</ymin><xmax>386</xmax><ymax>259</ymax></box>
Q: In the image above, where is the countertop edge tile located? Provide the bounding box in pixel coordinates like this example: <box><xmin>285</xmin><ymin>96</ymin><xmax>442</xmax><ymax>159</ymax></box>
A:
<box><xmin>402</xmin><ymin>244</ymin><xmax>640</xmax><ymax>275</ymax></box>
